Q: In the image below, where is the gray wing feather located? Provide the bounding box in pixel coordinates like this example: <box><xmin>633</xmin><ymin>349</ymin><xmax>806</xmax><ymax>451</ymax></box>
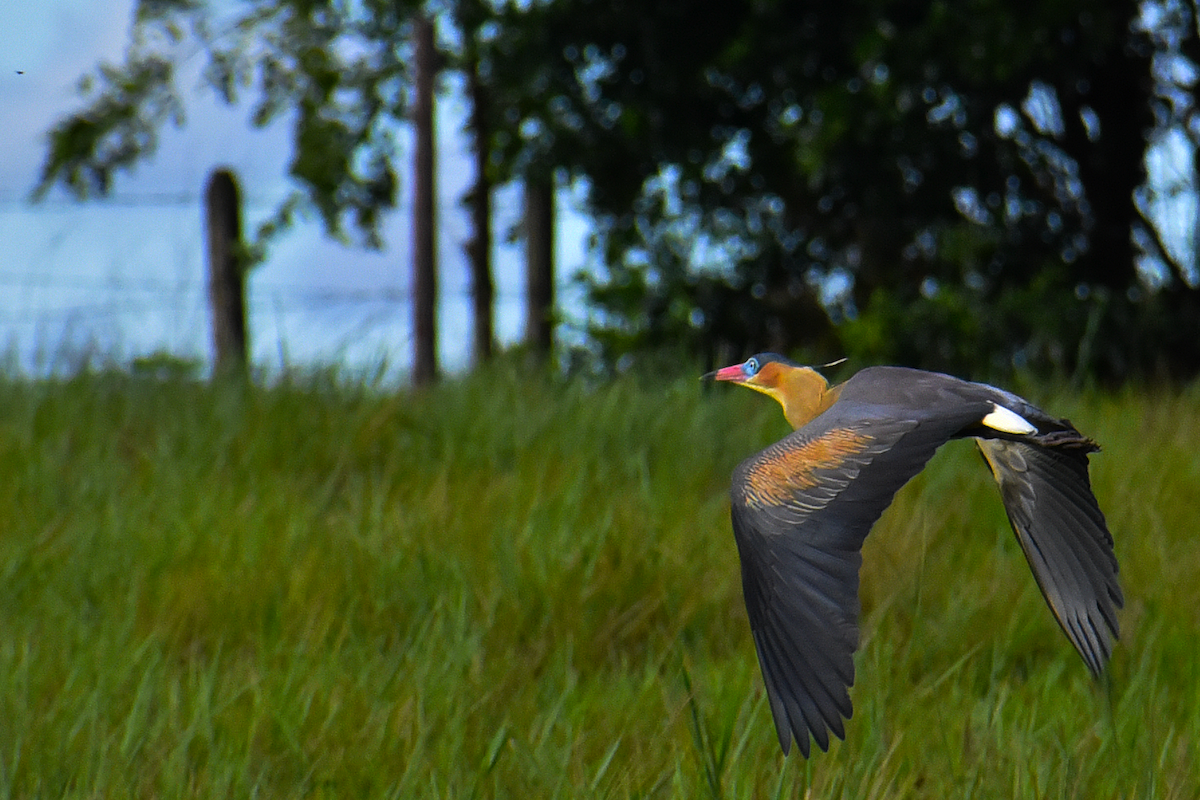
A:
<box><xmin>731</xmin><ymin>414</ymin><xmax>971</xmax><ymax>756</ymax></box>
<box><xmin>977</xmin><ymin>438</ymin><xmax>1123</xmax><ymax>675</ymax></box>
<box><xmin>727</xmin><ymin>368</ymin><xmax>1123</xmax><ymax>757</ymax></box>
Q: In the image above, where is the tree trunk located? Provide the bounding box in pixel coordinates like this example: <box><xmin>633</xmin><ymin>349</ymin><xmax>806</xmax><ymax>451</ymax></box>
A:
<box><xmin>1061</xmin><ymin>35</ymin><xmax>1153</xmax><ymax>294</ymax></box>
<box><xmin>466</xmin><ymin>57</ymin><xmax>494</xmax><ymax>365</ymax></box>
<box><xmin>524</xmin><ymin>178</ymin><xmax>554</xmax><ymax>355</ymax></box>
<box><xmin>204</xmin><ymin>168</ymin><xmax>247</xmax><ymax>377</ymax></box>
<box><xmin>411</xmin><ymin>14</ymin><xmax>438</xmax><ymax>386</ymax></box>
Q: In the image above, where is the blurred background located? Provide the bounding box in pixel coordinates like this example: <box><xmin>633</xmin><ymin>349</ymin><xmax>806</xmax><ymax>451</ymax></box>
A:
<box><xmin>4</xmin><ymin>0</ymin><xmax>1200</xmax><ymax>384</ymax></box>
<box><xmin>4</xmin><ymin>5</ymin><xmax>1199</xmax><ymax>795</ymax></box>
<box><xmin>2</xmin><ymin>1</ymin><xmax>594</xmax><ymax>381</ymax></box>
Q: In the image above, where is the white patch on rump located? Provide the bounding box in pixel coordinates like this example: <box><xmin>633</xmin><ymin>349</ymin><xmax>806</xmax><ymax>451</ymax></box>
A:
<box><xmin>981</xmin><ymin>403</ymin><xmax>1036</xmax><ymax>435</ymax></box>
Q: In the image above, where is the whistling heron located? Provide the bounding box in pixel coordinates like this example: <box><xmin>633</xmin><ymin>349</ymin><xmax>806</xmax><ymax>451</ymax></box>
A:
<box><xmin>705</xmin><ymin>353</ymin><xmax>1123</xmax><ymax>757</ymax></box>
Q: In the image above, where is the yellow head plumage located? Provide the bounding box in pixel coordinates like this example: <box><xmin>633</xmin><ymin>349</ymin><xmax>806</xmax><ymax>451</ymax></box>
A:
<box><xmin>705</xmin><ymin>353</ymin><xmax>838</xmax><ymax>430</ymax></box>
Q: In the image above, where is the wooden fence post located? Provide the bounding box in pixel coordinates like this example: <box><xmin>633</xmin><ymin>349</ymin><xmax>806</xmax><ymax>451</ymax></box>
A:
<box><xmin>411</xmin><ymin>14</ymin><xmax>438</xmax><ymax>386</ymax></box>
<box><xmin>466</xmin><ymin>60</ymin><xmax>494</xmax><ymax>366</ymax></box>
<box><xmin>524</xmin><ymin>178</ymin><xmax>555</xmax><ymax>356</ymax></box>
<box><xmin>204</xmin><ymin>168</ymin><xmax>248</xmax><ymax>376</ymax></box>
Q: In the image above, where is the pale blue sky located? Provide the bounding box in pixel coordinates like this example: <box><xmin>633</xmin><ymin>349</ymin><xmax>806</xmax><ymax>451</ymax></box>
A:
<box><xmin>0</xmin><ymin>2</ymin><xmax>588</xmax><ymax>378</ymax></box>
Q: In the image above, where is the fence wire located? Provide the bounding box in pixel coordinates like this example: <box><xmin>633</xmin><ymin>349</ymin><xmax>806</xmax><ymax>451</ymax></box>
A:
<box><xmin>0</xmin><ymin>194</ymin><xmax>578</xmax><ymax>380</ymax></box>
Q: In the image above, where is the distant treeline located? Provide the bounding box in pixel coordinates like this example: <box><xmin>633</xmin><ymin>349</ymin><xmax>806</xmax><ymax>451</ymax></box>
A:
<box><xmin>35</xmin><ymin>0</ymin><xmax>1200</xmax><ymax>384</ymax></box>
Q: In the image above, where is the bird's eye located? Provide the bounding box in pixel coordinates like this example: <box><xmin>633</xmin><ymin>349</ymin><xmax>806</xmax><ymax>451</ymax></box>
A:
<box><xmin>744</xmin><ymin>357</ymin><xmax>759</xmax><ymax>376</ymax></box>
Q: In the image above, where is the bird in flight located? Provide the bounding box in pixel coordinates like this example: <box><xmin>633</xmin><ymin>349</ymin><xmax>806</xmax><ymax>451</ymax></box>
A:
<box><xmin>705</xmin><ymin>353</ymin><xmax>1123</xmax><ymax>757</ymax></box>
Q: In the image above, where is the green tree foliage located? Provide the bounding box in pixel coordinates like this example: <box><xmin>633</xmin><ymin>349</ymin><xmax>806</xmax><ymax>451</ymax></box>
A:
<box><xmin>36</xmin><ymin>0</ymin><xmax>422</xmax><ymax>254</ymax></box>
<box><xmin>36</xmin><ymin>0</ymin><xmax>1200</xmax><ymax>382</ymax></box>
<box><xmin>504</xmin><ymin>0</ymin><xmax>1200</xmax><ymax>380</ymax></box>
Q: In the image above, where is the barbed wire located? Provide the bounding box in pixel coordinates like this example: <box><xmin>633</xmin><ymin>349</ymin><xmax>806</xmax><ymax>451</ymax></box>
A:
<box><xmin>0</xmin><ymin>272</ymin><xmax>535</xmax><ymax>301</ymax></box>
<box><xmin>0</xmin><ymin>189</ymin><xmax>577</xmax><ymax>376</ymax></box>
<box><xmin>0</xmin><ymin>277</ymin><xmax>540</xmax><ymax>327</ymax></box>
<box><xmin>0</xmin><ymin>192</ymin><xmax>511</xmax><ymax>211</ymax></box>
<box><xmin>0</xmin><ymin>193</ymin><xmax>203</xmax><ymax>208</ymax></box>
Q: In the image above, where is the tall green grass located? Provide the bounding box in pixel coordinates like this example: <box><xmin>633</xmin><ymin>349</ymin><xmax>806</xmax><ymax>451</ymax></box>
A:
<box><xmin>0</xmin><ymin>362</ymin><xmax>1196</xmax><ymax>797</ymax></box>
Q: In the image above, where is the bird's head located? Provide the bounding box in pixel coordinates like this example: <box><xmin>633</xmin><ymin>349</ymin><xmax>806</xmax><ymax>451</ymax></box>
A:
<box><xmin>704</xmin><ymin>353</ymin><xmax>836</xmax><ymax>430</ymax></box>
<box><xmin>704</xmin><ymin>352</ymin><xmax>798</xmax><ymax>394</ymax></box>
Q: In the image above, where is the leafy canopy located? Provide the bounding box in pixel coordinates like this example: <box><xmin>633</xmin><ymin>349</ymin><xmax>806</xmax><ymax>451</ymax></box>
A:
<box><xmin>36</xmin><ymin>0</ymin><xmax>1200</xmax><ymax>381</ymax></box>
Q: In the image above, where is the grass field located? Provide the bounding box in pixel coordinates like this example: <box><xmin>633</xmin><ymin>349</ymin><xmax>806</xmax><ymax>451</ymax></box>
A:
<box><xmin>0</xmin><ymin>359</ymin><xmax>1197</xmax><ymax>798</ymax></box>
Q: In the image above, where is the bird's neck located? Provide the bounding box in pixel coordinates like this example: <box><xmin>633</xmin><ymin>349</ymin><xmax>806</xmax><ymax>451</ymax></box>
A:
<box><xmin>777</xmin><ymin>368</ymin><xmax>841</xmax><ymax>430</ymax></box>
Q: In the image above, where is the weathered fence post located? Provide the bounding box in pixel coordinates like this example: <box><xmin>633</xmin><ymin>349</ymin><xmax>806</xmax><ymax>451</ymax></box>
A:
<box><xmin>466</xmin><ymin>59</ymin><xmax>494</xmax><ymax>366</ymax></box>
<box><xmin>204</xmin><ymin>168</ymin><xmax>248</xmax><ymax>377</ymax></box>
<box><xmin>524</xmin><ymin>178</ymin><xmax>555</xmax><ymax>357</ymax></box>
<box><xmin>411</xmin><ymin>13</ymin><xmax>438</xmax><ymax>386</ymax></box>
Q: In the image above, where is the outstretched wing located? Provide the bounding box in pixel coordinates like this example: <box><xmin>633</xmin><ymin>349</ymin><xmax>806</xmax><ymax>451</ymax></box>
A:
<box><xmin>977</xmin><ymin>436</ymin><xmax>1123</xmax><ymax>676</ymax></box>
<box><xmin>730</xmin><ymin>409</ymin><xmax>979</xmax><ymax>757</ymax></box>
<box><xmin>728</xmin><ymin>366</ymin><xmax>1123</xmax><ymax>757</ymax></box>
